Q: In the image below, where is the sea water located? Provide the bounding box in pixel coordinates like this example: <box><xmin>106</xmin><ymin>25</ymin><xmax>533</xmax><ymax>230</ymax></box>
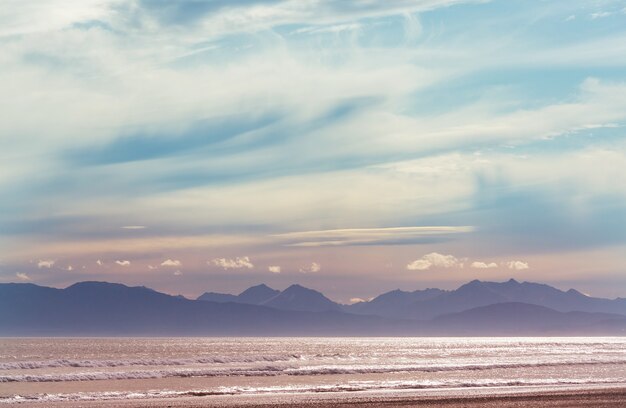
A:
<box><xmin>0</xmin><ymin>337</ymin><xmax>624</xmax><ymax>403</ymax></box>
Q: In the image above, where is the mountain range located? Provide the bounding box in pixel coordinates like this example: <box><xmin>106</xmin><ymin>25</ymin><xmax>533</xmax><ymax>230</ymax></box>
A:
<box><xmin>1</xmin><ymin>279</ymin><xmax>625</xmax><ymax>336</ymax></box>
<box><xmin>199</xmin><ymin>278</ymin><xmax>626</xmax><ymax>318</ymax></box>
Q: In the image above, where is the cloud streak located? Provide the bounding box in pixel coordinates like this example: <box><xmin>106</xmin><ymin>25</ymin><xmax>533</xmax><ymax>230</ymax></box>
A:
<box><xmin>276</xmin><ymin>226</ymin><xmax>474</xmax><ymax>247</ymax></box>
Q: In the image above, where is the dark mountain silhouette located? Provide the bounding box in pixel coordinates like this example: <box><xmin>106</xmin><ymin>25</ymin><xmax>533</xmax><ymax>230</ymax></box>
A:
<box><xmin>430</xmin><ymin>302</ymin><xmax>626</xmax><ymax>335</ymax></box>
<box><xmin>0</xmin><ymin>281</ymin><xmax>410</xmax><ymax>336</ymax></box>
<box><xmin>341</xmin><ymin>279</ymin><xmax>626</xmax><ymax>320</ymax></box>
<box><xmin>197</xmin><ymin>292</ymin><xmax>239</xmax><ymax>303</ymax></box>
<box><xmin>237</xmin><ymin>284</ymin><xmax>280</xmax><ymax>304</ymax></box>
<box><xmin>197</xmin><ymin>284</ymin><xmax>279</xmax><ymax>305</ymax></box>
<box><xmin>197</xmin><ymin>283</ymin><xmax>340</xmax><ymax>312</ymax></box>
<box><xmin>345</xmin><ymin>288</ymin><xmax>446</xmax><ymax>318</ymax></box>
<box><xmin>263</xmin><ymin>284</ymin><xmax>341</xmax><ymax>312</ymax></box>
<box><xmin>406</xmin><ymin>279</ymin><xmax>626</xmax><ymax>320</ymax></box>
<box><xmin>2</xmin><ymin>279</ymin><xmax>625</xmax><ymax>336</ymax></box>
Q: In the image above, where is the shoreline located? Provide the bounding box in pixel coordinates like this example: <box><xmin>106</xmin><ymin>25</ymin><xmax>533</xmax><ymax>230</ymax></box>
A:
<box><xmin>8</xmin><ymin>386</ymin><xmax>626</xmax><ymax>407</ymax></box>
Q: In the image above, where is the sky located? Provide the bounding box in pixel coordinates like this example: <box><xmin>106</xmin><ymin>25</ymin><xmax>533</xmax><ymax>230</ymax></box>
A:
<box><xmin>1</xmin><ymin>0</ymin><xmax>626</xmax><ymax>302</ymax></box>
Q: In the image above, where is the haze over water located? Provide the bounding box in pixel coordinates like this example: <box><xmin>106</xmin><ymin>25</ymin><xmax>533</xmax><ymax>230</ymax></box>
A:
<box><xmin>1</xmin><ymin>337</ymin><xmax>625</xmax><ymax>404</ymax></box>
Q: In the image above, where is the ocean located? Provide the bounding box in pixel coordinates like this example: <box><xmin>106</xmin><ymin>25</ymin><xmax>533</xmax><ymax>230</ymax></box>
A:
<box><xmin>1</xmin><ymin>337</ymin><xmax>625</xmax><ymax>404</ymax></box>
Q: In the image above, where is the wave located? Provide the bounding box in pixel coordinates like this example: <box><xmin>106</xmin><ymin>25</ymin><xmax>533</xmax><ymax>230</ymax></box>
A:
<box><xmin>1</xmin><ymin>378</ymin><xmax>624</xmax><ymax>404</ymax></box>
<box><xmin>0</xmin><ymin>354</ymin><xmax>302</xmax><ymax>370</ymax></box>
<box><xmin>2</xmin><ymin>360</ymin><xmax>625</xmax><ymax>383</ymax></box>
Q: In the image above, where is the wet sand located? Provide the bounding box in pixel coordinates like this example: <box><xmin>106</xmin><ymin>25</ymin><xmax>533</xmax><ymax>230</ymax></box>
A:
<box><xmin>10</xmin><ymin>387</ymin><xmax>626</xmax><ymax>407</ymax></box>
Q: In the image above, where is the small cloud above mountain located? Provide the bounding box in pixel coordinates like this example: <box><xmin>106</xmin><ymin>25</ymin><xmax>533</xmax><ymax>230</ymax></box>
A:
<box><xmin>268</xmin><ymin>265</ymin><xmax>281</xmax><ymax>273</ymax></box>
<box><xmin>506</xmin><ymin>260</ymin><xmax>529</xmax><ymax>270</ymax></box>
<box><xmin>15</xmin><ymin>272</ymin><xmax>32</xmax><ymax>281</ymax></box>
<box><xmin>211</xmin><ymin>256</ymin><xmax>254</xmax><ymax>270</ymax></box>
<box><xmin>299</xmin><ymin>262</ymin><xmax>321</xmax><ymax>273</ymax></box>
<box><xmin>407</xmin><ymin>253</ymin><xmax>461</xmax><ymax>270</ymax></box>
<box><xmin>471</xmin><ymin>261</ymin><xmax>498</xmax><ymax>269</ymax></box>
<box><xmin>161</xmin><ymin>259</ymin><xmax>181</xmax><ymax>267</ymax></box>
<box><xmin>37</xmin><ymin>260</ymin><xmax>54</xmax><ymax>269</ymax></box>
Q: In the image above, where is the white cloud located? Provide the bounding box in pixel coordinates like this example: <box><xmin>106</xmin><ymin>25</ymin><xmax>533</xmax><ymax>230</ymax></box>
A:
<box><xmin>66</xmin><ymin>265</ymin><xmax>73</xmax><ymax>271</ymax></box>
<box><xmin>148</xmin><ymin>265</ymin><xmax>157</xmax><ymax>270</ymax></box>
<box><xmin>407</xmin><ymin>252</ymin><xmax>461</xmax><ymax>270</ymax></box>
<box><xmin>37</xmin><ymin>259</ymin><xmax>54</xmax><ymax>269</ymax></box>
<box><xmin>470</xmin><ymin>261</ymin><xmax>498</xmax><ymax>269</ymax></box>
<box><xmin>294</xmin><ymin>23</ymin><xmax>362</xmax><ymax>35</ymax></box>
<box><xmin>210</xmin><ymin>256</ymin><xmax>254</xmax><ymax>270</ymax></box>
<box><xmin>349</xmin><ymin>297</ymin><xmax>366</xmax><ymax>304</ymax></box>
<box><xmin>161</xmin><ymin>259</ymin><xmax>181</xmax><ymax>267</ymax></box>
<box><xmin>121</xmin><ymin>226</ymin><xmax>146</xmax><ymax>229</ymax></box>
<box><xmin>565</xmin><ymin>15</ymin><xmax>576</xmax><ymax>21</ymax></box>
<box><xmin>268</xmin><ymin>265</ymin><xmax>281</xmax><ymax>273</ymax></box>
<box><xmin>506</xmin><ymin>260</ymin><xmax>529</xmax><ymax>270</ymax></box>
<box><xmin>96</xmin><ymin>259</ymin><xmax>103</xmax><ymax>266</ymax></box>
<box><xmin>16</xmin><ymin>272</ymin><xmax>32</xmax><ymax>281</ymax></box>
<box><xmin>591</xmin><ymin>11</ymin><xmax>613</xmax><ymax>19</ymax></box>
<box><xmin>173</xmin><ymin>270</ymin><xmax>182</xmax><ymax>276</ymax></box>
<box><xmin>299</xmin><ymin>262</ymin><xmax>321</xmax><ymax>273</ymax></box>
<box><xmin>115</xmin><ymin>260</ymin><xmax>131</xmax><ymax>266</ymax></box>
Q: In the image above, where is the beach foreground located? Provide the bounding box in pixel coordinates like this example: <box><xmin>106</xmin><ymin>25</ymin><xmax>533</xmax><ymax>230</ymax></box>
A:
<box><xmin>10</xmin><ymin>387</ymin><xmax>626</xmax><ymax>408</ymax></box>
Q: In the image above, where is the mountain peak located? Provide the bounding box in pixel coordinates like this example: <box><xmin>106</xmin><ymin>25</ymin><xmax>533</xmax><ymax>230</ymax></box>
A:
<box><xmin>238</xmin><ymin>284</ymin><xmax>279</xmax><ymax>304</ymax></box>
<box><xmin>66</xmin><ymin>281</ymin><xmax>129</xmax><ymax>290</ymax></box>
<box><xmin>263</xmin><ymin>284</ymin><xmax>341</xmax><ymax>312</ymax></box>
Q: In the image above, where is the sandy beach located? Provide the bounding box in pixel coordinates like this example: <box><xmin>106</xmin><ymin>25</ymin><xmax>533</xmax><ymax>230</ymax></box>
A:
<box><xmin>9</xmin><ymin>387</ymin><xmax>626</xmax><ymax>408</ymax></box>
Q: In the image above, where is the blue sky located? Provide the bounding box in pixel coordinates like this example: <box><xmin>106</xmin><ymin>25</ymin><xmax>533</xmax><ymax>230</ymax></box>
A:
<box><xmin>1</xmin><ymin>0</ymin><xmax>625</xmax><ymax>301</ymax></box>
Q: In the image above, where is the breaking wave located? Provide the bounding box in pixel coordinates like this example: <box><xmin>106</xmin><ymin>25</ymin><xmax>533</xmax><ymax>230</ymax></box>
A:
<box><xmin>2</xmin><ymin>360</ymin><xmax>625</xmax><ymax>383</ymax></box>
<box><xmin>1</xmin><ymin>378</ymin><xmax>623</xmax><ymax>404</ymax></box>
<box><xmin>0</xmin><ymin>354</ymin><xmax>302</xmax><ymax>370</ymax></box>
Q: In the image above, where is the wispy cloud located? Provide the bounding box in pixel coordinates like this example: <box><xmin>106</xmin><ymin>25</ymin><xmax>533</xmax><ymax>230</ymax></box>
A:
<box><xmin>591</xmin><ymin>11</ymin><xmax>613</xmax><ymax>19</ymax></box>
<box><xmin>16</xmin><ymin>272</ymin><xmax>32</xmax><ymax>281</ymax></box>
<box><xmin>210</xmin><ymin>256</ymin><xmax>254</xmax><ymax>270</ymax></box>
<box><xmin>115</xmin><ymin>260</ymin><xmax>131</xmax><ymax>266</ymax></box>
<box><xmin>121</xmin><ymin>226</ymin><xmax>146</xmax><ymax>230</ymax></box>
<box><xmin>276</xmin><ymin>226</ymin><xmax>474</xmax><ymax>247</ymax></box>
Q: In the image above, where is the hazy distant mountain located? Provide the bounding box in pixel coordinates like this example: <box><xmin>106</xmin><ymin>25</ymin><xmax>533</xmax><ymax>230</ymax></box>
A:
<box><xmin>198</xmin><ymin>283</ymin><xmax>340</xmax><ymax>312</ymax></box>
<box><xmin>340</xmin><ymin>279</ymin><xmax>626</xmax><ymax>320</ymax></box>
<box><xmin>263</xmin><ymin>284</ymin><xmax>341</xmax><ymax>312</ymax></box>
<box><xmin>237</xmin><ymin>284</ymin><xmax>280</xmax><ymax>304</ymax></box>
<box><xmin>197</xmin><ymin>284</ymin><xmax>279</xmax><ymax>305</ymax></box>
<box><xmin>2</xmin><ymin>279</ymin><xmax>625</xmax><ymax>336</ymax></box>
<box><xmin>0</xmin><ymin>282</ymin><xmax>409</xmax><ymax>336</ymax></box>
<box><xmin>345</xmin><ymin>288</ymin><xmax>446</xmax><ymax>318</ymax></box>
<box><xmin>430</xmin><ymin>302</ymin><xmax>626</xmax><ymax>335</ymax></box>
<box><xmin>407</xmin><ymin>279</ymin><xmax>626</xmax><ymax>320</ymax></box>
<box><xmin>196</xmin><ymin>292</ymin><xmax>239</xmax><ymax>303</ymax></box>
